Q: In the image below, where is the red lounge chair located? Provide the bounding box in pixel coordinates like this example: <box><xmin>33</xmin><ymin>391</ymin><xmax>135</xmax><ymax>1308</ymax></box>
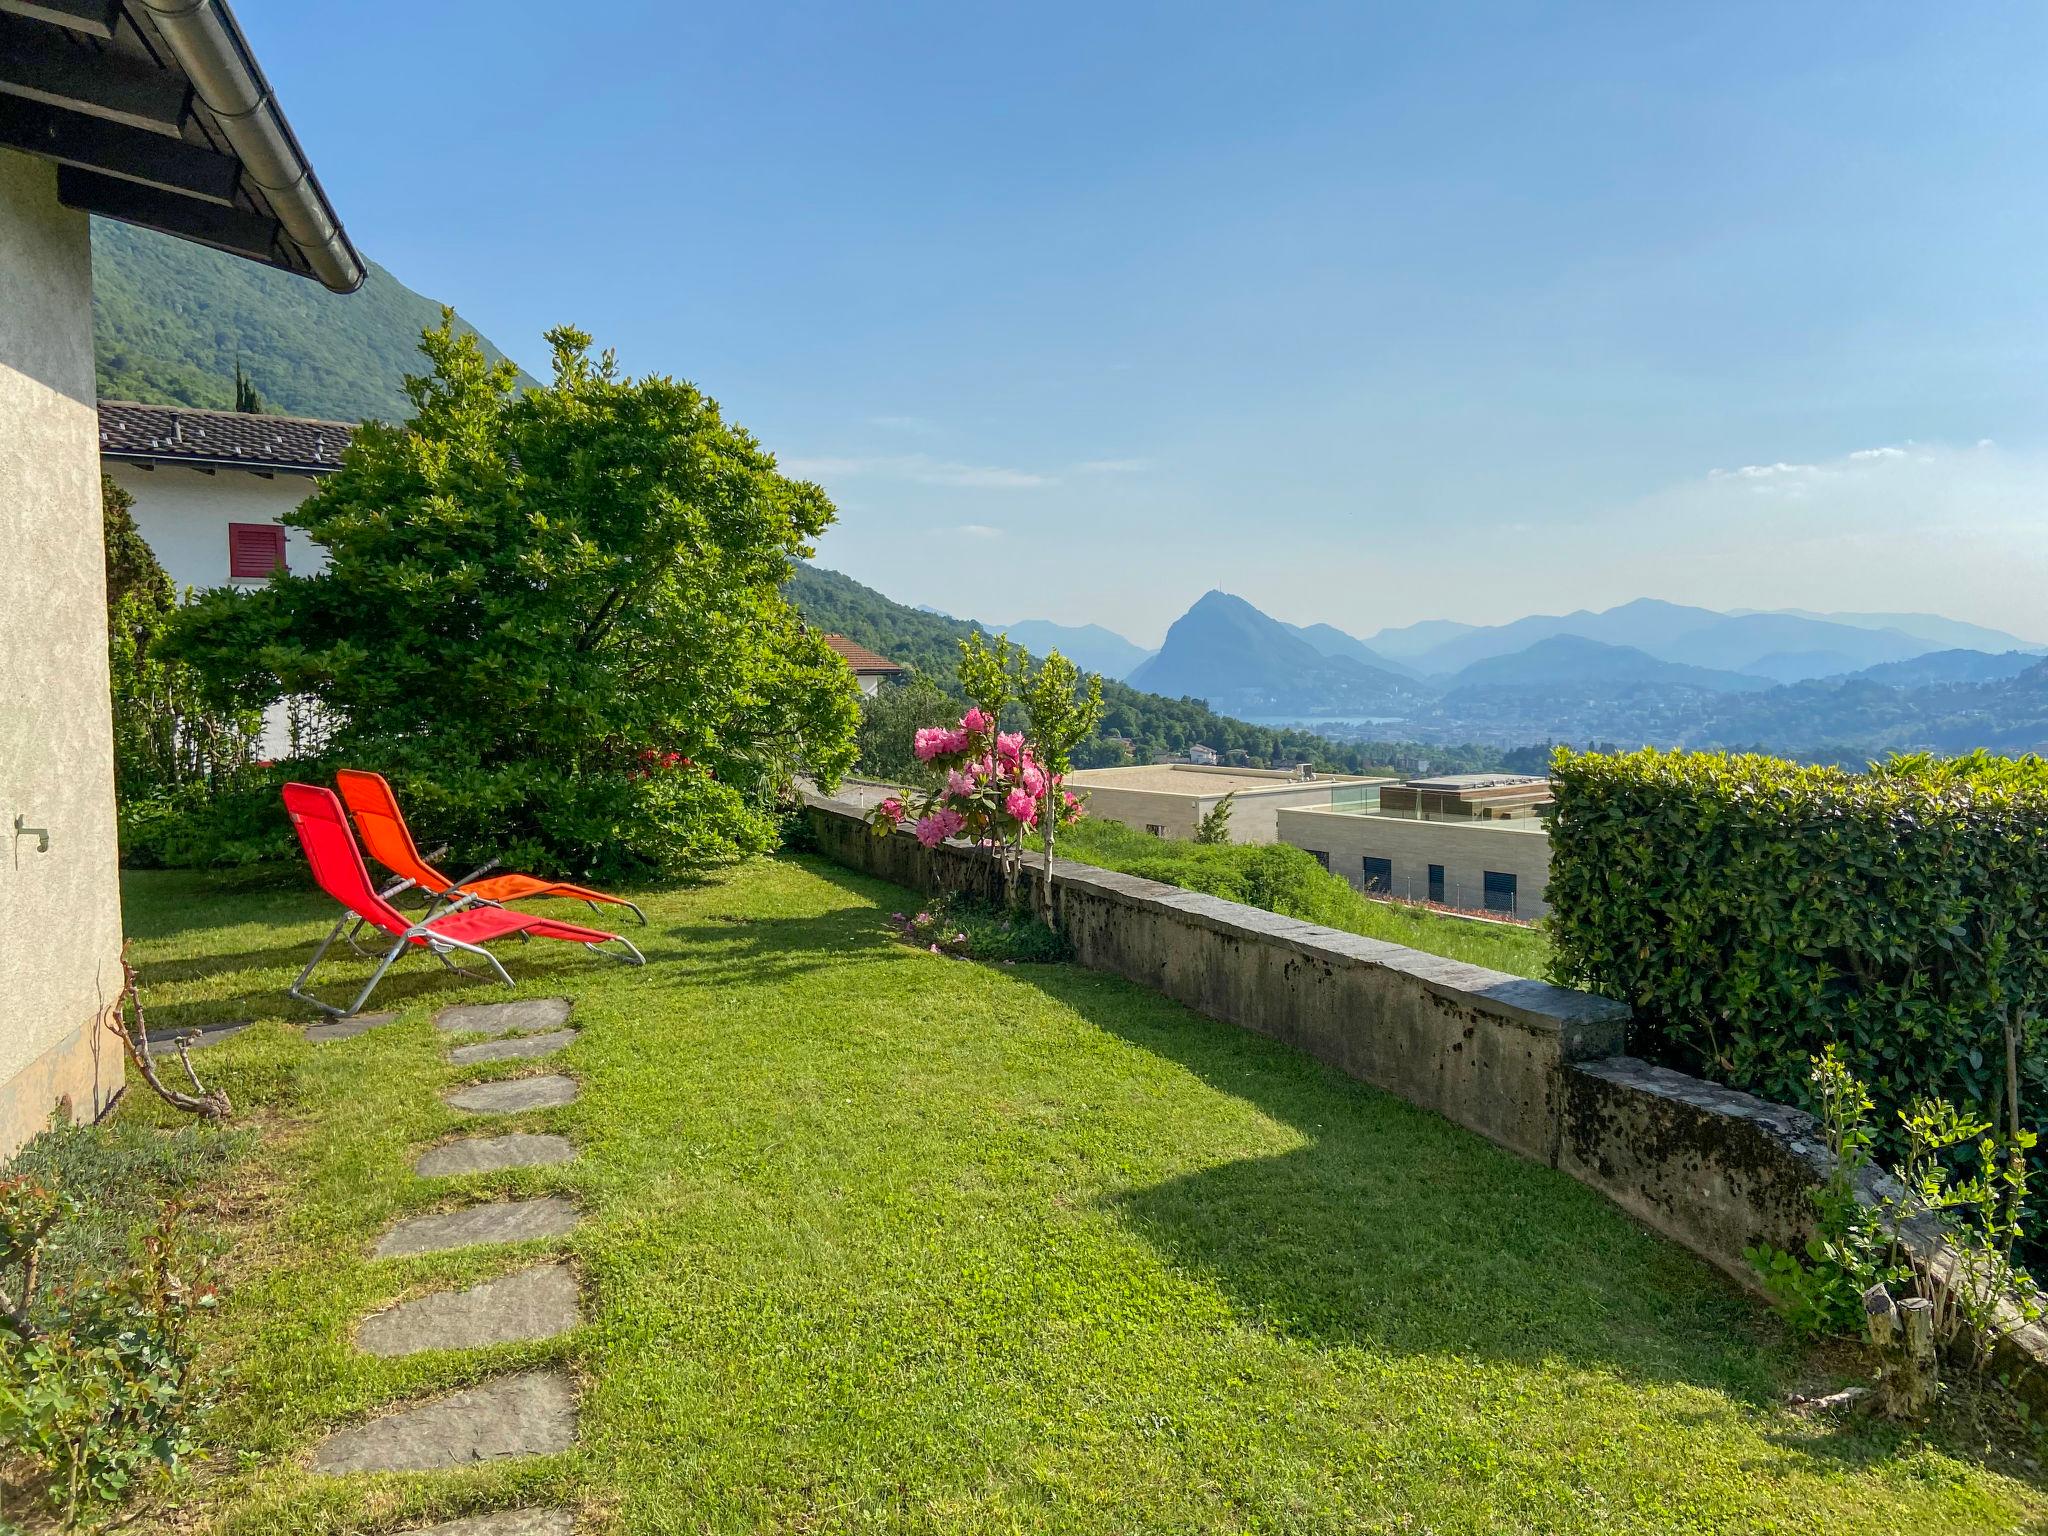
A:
<box><xmin>282</xmin><ymin>782</ymin><xmax>643</xmax><ymax>1018</ymax></box>
<box><xmin>335</xmin><ymin>768</ymin><xmax>646</xmax><ymax>926</ymax></box>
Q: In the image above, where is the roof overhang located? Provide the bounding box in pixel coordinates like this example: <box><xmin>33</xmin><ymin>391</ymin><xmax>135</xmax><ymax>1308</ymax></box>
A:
<box><xmin>0</xmin><ymin>0</ymin><xmax>362</xmax><ymax>291</ymax></box>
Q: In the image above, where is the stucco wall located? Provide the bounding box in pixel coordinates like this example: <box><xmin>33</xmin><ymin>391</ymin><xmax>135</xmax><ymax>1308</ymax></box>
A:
<box><xmin>1071</xmin><ymin>779</ymin><xmax>1371</xmax><ymax>844</ymax></box>
<box><xmin>105</xmin><ymin>460</ymin><xmax>326</xmax><ymax>593</ymax></box>
<box><xmin>1275</xmin><ymin>806</ymin><xmax>1553</xmax><ymax>917</ymax></box>
<box><xmin>0</xmin><ymin>153</ymin><xmax>125</xmax><ymax>1154</ymax></box>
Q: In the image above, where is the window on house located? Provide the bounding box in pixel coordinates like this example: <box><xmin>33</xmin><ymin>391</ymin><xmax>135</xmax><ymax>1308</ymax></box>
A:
<box><xmin>1362</xmin><ymin>856</ymin><xmax>1392</xmax><ymax>893</ymax></box>
<box><xmin>1308</xmin><ymin>849</ymin><xmax>1329</xmax><ymax>870</ymax></box>
<box><xmin>1145</xmin><ymin>824</ymin><xmax>1165</xmax><ymax>838</ymax></box>
<box><xmin>1427</xmin><ymin>863</ymin><xmax>1445</xmax><ymax>905</ymax></box>
<box><xmin>229</xmin><ymin>522</ymin><xmax>288</xmax><ymax>579</ymax></box>
<box><xmin>1483</xmin><ymin>870</ymin><xmax>1518</xmax><ymax>914</ymax></box>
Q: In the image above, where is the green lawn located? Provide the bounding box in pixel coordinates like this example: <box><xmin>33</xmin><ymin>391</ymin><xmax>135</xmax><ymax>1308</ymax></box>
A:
<box><xmin>108</xmin><ymin>858</ymin><xmax>2044</xmax><ymax>1534</ymax></box>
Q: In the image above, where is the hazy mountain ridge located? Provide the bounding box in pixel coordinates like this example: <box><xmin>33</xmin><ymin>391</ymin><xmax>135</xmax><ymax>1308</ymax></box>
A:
<box><xmin>997</xmin><ymin>620</ymin><xmax>1154</xmax><ymax>678</ymax></box>
<box><xmin>1125</xmin><ymin>591</ymin><xmax>1421</xmax><ymax>714</ymax></box>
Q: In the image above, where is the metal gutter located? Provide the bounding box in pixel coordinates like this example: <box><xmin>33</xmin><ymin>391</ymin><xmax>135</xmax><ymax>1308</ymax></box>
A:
<box><xmin>129</xmin><ymin>0</ymin><xmax>364</xmax><ymax>292</ymax></box>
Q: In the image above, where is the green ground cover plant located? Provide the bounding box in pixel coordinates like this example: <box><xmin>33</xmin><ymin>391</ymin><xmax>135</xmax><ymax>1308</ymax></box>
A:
<box><xmin>90</xmin><ymin>859</ymin><xmax>2048</xmax><ymax>1532</ymax></box>
<box><xmin>1055</xmin><ymin>815</ymin><xmax>1552</xmax><ymax>978</ymax></box>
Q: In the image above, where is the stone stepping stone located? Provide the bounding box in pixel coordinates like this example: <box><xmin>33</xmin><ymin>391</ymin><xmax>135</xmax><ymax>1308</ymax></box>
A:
<box><xmin>310</xmin><ymin>1368</ymin><xmax>576</xmax><ymax>1474</ymax></box>
<box><xmin>305</xmin><ymin>1009</ymin><xmax>399</xmax><ymax>1043</ymax></box>
<box><xmin>437</xmin><ymin>998</ymin><xmax>572</xmax><ymax>1037</ymax></box>
<box><xmin>358</xmin><ymin>1264</ymin><xmax>580</xmax><ymax>1357</ymax></box>
<box><xmin>446</xmin><ymin>1075</ymin><xmax>578</xmax><ymax>1114</ymax></box>
<box><xmin>374</xmin><ymin>1197</ymin><xmax>580</xmax><ymax>1259</ymax></box>
<box><xmin>412</xmin><ymin>1513</ymin><xmax>575</xmax><ymax>1536</ymax></box>
<box><xmin>450</xmin><ymin>1029</ymin><xmax>577</xmax><ymax>1065</ymax></box>
<box><xmin>145</xmin><ymin>1021</ymin><xmax>249</xmax><ymax>1051</ymax></box>
<box><xmin>414</xmin><ymin>1133</ymin><xmax>576</xmax><ymax>1178</ymax></box>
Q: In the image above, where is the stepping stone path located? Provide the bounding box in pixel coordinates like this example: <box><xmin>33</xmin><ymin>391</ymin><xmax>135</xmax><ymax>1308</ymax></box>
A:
<box><xmin>358</xmin><ymin>1264</ymin><xmax>580</xmax><ymax>1357</ymax></box>
<box><xmin>437</xmin><ymin>997</ymin><xmax>573</xmax><ymax>1037</ymax></box>
<box><xmin>304</xmin><ymin>1009</ymin><xmax>399</xmax><ymax>1043</ymax></box>
<box><xmin>311</xmin><ymin>1369</ymin><xmax>576</xmax><ymax>1474</ymax></box>
<box><xmin>415</xmin><ymin>1133</ymin><xmax>577</xmax><ymax>1177</ymax></box>
<box><xmin>314</xmin><ymin>993</ymin><xmax>587</xmax><ymax>1502</ymax></box>
<box><xmin>145</xmin><ymin>1021</ymin><xmax>249</xmax><ymax>1051</ymax></box>
<box><xmin>414</xmin><ymin>1514</ymin><xmax>575</xmax><ymax>1536</ymax></box>
<box><xmin>446</xmin><ymin>1075</ymin><xmax>579</xmax><ymax>1114</ymax></box>
<box><xmin>374</xmin><ymin>1196</ymin><xmax>582</xmax><ymax>1259</ymax></box>
<box><xmin>451</xmin><ymin>1028</ymin><xmax>578</xmax><ymax>1065</ymax></box>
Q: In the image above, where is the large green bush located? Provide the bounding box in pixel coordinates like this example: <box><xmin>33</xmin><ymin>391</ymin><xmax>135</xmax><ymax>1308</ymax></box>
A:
<box><xmin>160</xmin><ymin>319</ymin><xmax>859</xmax><ymax>879</ymax></box>
<box><xmin>1547</xmin><ymin>746</ymin><xmax>2048</xmax><ymax>1142</ymax></box>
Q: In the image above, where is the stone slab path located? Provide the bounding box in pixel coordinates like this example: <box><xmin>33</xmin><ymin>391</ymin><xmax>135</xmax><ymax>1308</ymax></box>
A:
<box><xmin>437</xmin><ymin>998</ymin><xmax>572</xmax><ymax>1037</ymax></box>
<box><xmin>450</xmin><ymin>1029</ymin><xmax>578</xmax><ymax>1065</ymax></box>
<box><xmin>145</xmin><ymin>1022</ymin><xmax>249</xmax><ymax>1051</ymax></box>
<box><xmin>413</xmin><ymin>1513</ymin><xmax>575</xmax><ymax>1536</ymax></box>
<box><xmin>446</xmin><ymin>1075</ymin><xmax>579</xmax><ymax>1114</ymax></box>
<box><xmin>415</xmin><ymin>1133</ymin><xmax>577</xmax><ymax>1178</ymax></box>
<box><xmin>311</xmin><ymin>1369</ymin><xmax>576</xmax><ymax>1474</ymax></box>
<box><xmin>374</xmin><ymin>1196</ymin><xmax>581</xmax><ymax>1259</ymax></box>
<box><xmin>304</xmin><ymin>1009</ymin><xmax>399</xmax><ymax>1043</ymax></box>
<box><xmin>358</xmin><ymin>1264</ymin><xmax>580</xmax><ymax>1357</ymax></box>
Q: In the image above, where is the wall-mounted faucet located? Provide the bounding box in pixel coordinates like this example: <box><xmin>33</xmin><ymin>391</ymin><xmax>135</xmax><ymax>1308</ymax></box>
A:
<box><xmin>13</xmin><ymin>815</ymin><xmax>49</xmax><ymax>854</ymax></box>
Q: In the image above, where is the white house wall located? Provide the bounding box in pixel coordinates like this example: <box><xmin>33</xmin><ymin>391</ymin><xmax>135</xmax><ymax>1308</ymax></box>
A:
<box><xmin>0</xmin><ymin>152</ymin><xmax>125</xmax><ymax>1155</ymax></box>
<box><xmin>105</xmin><ymin>461</ymin><xmax>327</xmax><ymax>593</ymax></box>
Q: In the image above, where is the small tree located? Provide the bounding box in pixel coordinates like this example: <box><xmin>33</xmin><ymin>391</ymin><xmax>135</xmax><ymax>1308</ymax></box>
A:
<box><xmin>164</xmin><ymin>317</ymin><xmax>858</xmax><ymax>878</ymax></box>
<box><xmin>855</xmin><ymin>675</ymin><xmax>956</xmax><ymax>785</ymax></box>
<box><xmin>1015</xmin><ymin>647</ymin><xmax>1103</xmax><ymax>924</ymax></box>
<box><xmin>1193</xmin><ymin>792</ymin><xmax>1237</xmax><ymax>845</ymax></box>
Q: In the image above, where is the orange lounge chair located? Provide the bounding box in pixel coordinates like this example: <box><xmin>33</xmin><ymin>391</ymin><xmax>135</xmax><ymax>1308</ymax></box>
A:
<box><xmin>283</xmin><ymin>783</ymin><xmax>642</xmax><ymax>1018</ymax></box>
<box><xmin>335</xmin><ymin>768</ymin><xmax>647</xmax><ymax>927</ymax></box>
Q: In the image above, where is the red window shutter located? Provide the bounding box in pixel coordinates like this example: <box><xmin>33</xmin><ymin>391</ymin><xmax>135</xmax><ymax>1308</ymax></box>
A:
<box><xmin>228</xmin><ymin>522</ymin><xmax>287</xmax><ymax>578</ymax></box>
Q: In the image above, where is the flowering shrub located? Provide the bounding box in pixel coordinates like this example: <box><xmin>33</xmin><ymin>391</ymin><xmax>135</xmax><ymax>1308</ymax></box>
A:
<box><xmin>869</xmin><ymin>707</ymin><xmax>1083</xmax><ymax>893</ymax></box>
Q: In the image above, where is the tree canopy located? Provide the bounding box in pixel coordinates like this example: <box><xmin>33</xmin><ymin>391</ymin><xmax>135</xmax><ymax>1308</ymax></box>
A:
<box><xmin>165</xmin><ymin>319</ymin><xmax>858</xmax><ymax>876</ymax></box>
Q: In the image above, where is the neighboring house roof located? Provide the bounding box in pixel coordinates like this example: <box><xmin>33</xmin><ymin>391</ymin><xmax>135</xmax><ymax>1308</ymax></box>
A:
<box><xmin>0</xmin><ymin>0</ymin><xmax>362</xmax><ymax>291</ymax></box>
<box><xmin>823</xmin><ymin>635</ymin><xmax>907</xmax><ymax>676</ymax></box>
<box><xmin>99</xmin><ymin>400</ymin><xmax>355</xmax><ymax>474</ymax></box>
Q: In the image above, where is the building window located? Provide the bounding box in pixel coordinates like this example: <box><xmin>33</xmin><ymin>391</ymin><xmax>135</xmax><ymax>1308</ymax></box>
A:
<box><xmin>229</xmin><ymin>522</ymin><xmax>288</xmax><ymax>579</ymax></box>
<box><xmin>1427</xmin><ymin>863</ymin><xmax>1445</xmax><ymax>905</ymax></box>
<box><xmin>1308</xmin><ymin>849</ymin><xmax>1329</xmax><ymax>870</ymax></box>
<box><xmin>1145</xmin><ymin>824</ymin><xmax>1165</xmax><ymax>838</ymax></box>
<box><xmin>1361</xmin><ymin>856</ymin><xmax>1392</xmax><ymax>893</ymax></box>
<box><xmin>1483</xmin><ymin>870</ymin><xmax>1517</xmax><ymax>914</ymax></box>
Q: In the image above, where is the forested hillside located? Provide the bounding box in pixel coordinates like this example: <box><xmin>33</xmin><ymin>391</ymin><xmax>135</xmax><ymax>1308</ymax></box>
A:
<box><xmin>91</xmin><ymin>219</ymin><xmax>533</xmax><ymax>422</ymax></box>
<box><xmin>785</xmin><ymin>564</ymin><xmax>1502</xmax><ymax>775</ymax></box>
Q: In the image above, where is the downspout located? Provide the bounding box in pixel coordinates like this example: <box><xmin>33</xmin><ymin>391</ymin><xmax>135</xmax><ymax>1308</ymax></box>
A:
<box><xmin>130</xmin><ymin>0</ymin><xmax>365</xmax><ymax>293</ymax></box>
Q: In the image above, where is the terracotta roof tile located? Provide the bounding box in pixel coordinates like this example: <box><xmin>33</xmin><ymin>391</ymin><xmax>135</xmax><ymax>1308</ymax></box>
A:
<box><xmin>823</xmin><ymin>634</ymin><xmax>906</xmax><ymax>674</ymax></box>
<box><xmin>99</xmin><ymin>401</ymin><xmax>355</xmax><ymax>473</ymax></box>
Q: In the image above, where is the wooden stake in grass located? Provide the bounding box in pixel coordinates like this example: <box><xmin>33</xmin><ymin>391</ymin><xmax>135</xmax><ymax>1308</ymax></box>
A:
<box><xmin>107</xmin><ymin>942</ymin><xmax>230</xmax><ymax>1121</ymax></box>
<box><xmin>1864</xmin><ymin>1283</ymin><xmax>1938</xmax><ymax>1419</ymax></box>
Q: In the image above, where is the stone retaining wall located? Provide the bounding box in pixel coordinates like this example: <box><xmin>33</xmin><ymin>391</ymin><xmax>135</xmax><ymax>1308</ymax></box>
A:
<box><xmin>805</xmin><ymin>796</ymin><xmax>2048</xmax><ymax>1404</ymax></box>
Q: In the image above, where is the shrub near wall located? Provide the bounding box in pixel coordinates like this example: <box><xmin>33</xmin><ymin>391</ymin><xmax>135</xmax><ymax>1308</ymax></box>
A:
<box><xmin>1547</xmin><ymin>747</ymin><xmax>2048</xmax><ymax>1144</ymax></box>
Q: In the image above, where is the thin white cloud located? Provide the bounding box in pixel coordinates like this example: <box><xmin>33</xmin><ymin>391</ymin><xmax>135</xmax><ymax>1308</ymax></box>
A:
<box><xmin>1075</xmin><ymin>457</ymin><xmax>1151</xmax><ymax>475</ymax></box>
<box><xmin>782</xmin><ymin>453</ymin><xmax>1053</xmax><ymax>489</ymax></box>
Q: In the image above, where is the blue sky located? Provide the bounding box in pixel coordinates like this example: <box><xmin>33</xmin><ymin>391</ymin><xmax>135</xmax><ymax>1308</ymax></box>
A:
<box><xmin>244</xmin><ymin>1</ymin><xmax>2048</xmax><ymax>645</ymax></box>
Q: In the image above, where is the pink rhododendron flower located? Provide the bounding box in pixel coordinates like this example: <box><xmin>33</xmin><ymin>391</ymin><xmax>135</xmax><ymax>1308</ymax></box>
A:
<box><xmin>914</xmin><ymin>816</ymin><xmax>946</xmax><ymax>848</ymax></box>
<box><xmin>879</xmin><ymin>797</ymin><xmax>905</xmax><ymax>824</ymax></box>
<box><xmin>961</xmin><ymin>707</ymin><xmax>991</xmax><ymax>733</ymax></box>
<box><xmin>1021</xmin><ymin>762</ymin><xmax>1046</xmax><ymax>796</ymax></box>
<box><xmin>1062</xmin><ymin>790</ymin><xmax>1080</xmax><ymax>812</ymax></box>
<box><xmin>1004</xmin><ymin>787</ymin><xmax>1039</xmax><ymax>823</ymax></box>
<box><xmin>995</xmin><ymin>731</ymin><xmax>1025</xmax><ymax>764</ymax></box>
<box><xmin>945</xmin><ymin>768</ymin><xmax>976</xmax><ymax>797</ymax></box>
<box><xmin>912</xmin><ymin>727</ymin><xmax>947</xmax><ymax>762</ymax></box>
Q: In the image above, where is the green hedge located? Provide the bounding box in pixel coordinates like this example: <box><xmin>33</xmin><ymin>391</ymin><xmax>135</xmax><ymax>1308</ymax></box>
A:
<box><xmin>1547</xmin><ymin>747</ymin><xmax>2048</xmax><ymax>1140</ymax></box>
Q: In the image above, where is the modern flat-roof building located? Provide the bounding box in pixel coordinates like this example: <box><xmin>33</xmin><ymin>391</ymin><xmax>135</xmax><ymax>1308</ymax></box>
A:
<box><xmin>1275</xmin><ymin>774</ymin><xmax>1554</xmax><ymax>918</ymax></box>
<box><xmin>1</xmin><ymin>0</ymin><xmax>359</xmax><ymax>1155</ymax></box>
<box><xmin>1066</xmin><ymin>763</ymin><xmax>1394</xmax><ymax>844</ymax></box>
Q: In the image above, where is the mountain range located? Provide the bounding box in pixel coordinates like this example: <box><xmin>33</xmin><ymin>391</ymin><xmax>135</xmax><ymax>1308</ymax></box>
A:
<box><xmin>91</xmin><ymin>219</ymin><xmax>532</xmax><ymax>422</ymax></box>
<box><xmin>987</xmin><ymin>590</ymin><xmax>2047</xmax><ymax>758</ymax></box>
